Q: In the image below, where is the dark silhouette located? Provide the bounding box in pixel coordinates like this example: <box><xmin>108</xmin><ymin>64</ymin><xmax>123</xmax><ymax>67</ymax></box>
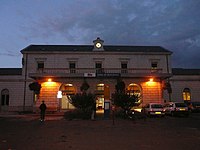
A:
<box><xmin>39</xmin><ymin>101</ymin><xmax>47</xmax><ymax>121</ymax></box>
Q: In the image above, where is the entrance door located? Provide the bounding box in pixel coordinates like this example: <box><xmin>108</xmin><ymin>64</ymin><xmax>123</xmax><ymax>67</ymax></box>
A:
<box><xmin>96</xmin><ymin>84</ymin><xmax>110</xmax><ymax>111</ymax></box>
<box><xmin>1</xmin><ymin>89</ymin><xmax>9</xmax><ymax>112</ymax></box>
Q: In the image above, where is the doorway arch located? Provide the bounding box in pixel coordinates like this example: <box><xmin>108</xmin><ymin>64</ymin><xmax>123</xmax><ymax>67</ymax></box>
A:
<box><xmin>59</xmin><ymin>83</ymin><xmax>76</xmax><ymax>109</ymax></box>
<box><xmin>127</xmin><ymin>83</ymin><xmax>142</xmax><ymax>105</ymax></box>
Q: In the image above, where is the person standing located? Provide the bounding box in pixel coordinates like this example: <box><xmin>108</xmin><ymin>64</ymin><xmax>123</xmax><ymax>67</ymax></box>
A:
<box><xmin>39</xmin><ymin>100</ymin><xmax>47</xmax><ymax>122</ymax></box>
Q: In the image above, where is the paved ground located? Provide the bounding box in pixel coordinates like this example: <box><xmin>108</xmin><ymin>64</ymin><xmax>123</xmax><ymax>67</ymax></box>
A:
<box><xmin>0</xmin><ymin>113</ymin><xmax>200</xmax><ymax>150</ymax></box>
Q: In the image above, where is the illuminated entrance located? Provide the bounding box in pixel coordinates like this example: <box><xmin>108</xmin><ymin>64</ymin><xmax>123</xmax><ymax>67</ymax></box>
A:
<box><xmin>127</xmin><ymin>83</ymin><xmax>142</xmax><ymax>105</ymax></box>
<box><xmin>59</xmin><ymin>84</ymin><xmax>76</xmax><ymax>109</ymax></box>
<box><xmin>95</xmin><ymin>83</ymin><xmax>110</xmax><ymax>110</ymax></box>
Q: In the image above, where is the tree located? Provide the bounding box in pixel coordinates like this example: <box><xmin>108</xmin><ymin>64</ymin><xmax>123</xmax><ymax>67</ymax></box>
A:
<box><xmin>112</xmin><ymin>79</ymin><xmax>139</xmax><ymax>114</ymax></box>
<box><xmin>112</xmin><ymin>92</ymin><xmax>139</xmax><ymax>112</ymax></box>
<box><xmin>115</xmin><ymin>78</ymin><xmax>125</xmax><ymax>93</ymax></box>
<box><xmin>69</xmin><ymin>92</ymin><xmax>95</xmax><ymax>116</ymax></box>
<box><xmin>29</xmin><ymin>82</ymin><xmax>41</xmax><ymax>94</ymax></box>
<box><xmin>80</xmin><ymin>80</ymin><xmax>90</xmax><ymax>93</ymax></box>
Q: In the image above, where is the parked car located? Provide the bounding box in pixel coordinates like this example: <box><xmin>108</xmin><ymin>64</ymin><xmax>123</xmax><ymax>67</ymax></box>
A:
<box><xmin>143</xmin><ymin>103</ymin><xmax>165</xmax><ymax>117</ymax></box>
<box><xmin>164</xmin><ymin>102</ymin><xmax>189</xmax><ymax>116</ymax></box>
<box><xmin>188</xmin><ymin>102</ymin><xmax>200</xmax><ymax>113</ymax></box>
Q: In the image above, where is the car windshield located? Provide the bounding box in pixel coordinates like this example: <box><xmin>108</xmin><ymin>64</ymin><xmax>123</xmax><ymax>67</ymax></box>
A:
<box><xmin>151</xmin><ymin>104</ymin><xmax>163</xmax><ymax>108</ymax></box>
<box><xmin>175</xmin><ymin>103</ymin><xmax>187</xmax><ymax>107</ymax></box>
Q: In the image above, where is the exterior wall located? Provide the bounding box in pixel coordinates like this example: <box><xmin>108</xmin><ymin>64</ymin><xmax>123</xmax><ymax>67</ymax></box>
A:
<box><xmin>169</xmin><ymin>75</ymin><xmax>200</xmax><ymax>102</ymax></box>
<box><xmin>0</xmin><ymin>73</ymin><xmax>35</xmax><ymax>112</ymax></box>
<box><xmin>141</xmin><ymin>81</ymin><xmax>163</xmax><ymax>105</ymax></box>
<box><xmin>0</xmin><ymin>75</ymin><xmax>23</xmax><ymax>111</ymax></box>
<box><xmin>0</xmin><ymin>44</ymin><xmax>173</xmax><ymax>112</ymax></box>
<box><xmin>23</xmin><ymin>52</ymin><xmax>170</xmax><ymax>74</ymax></box>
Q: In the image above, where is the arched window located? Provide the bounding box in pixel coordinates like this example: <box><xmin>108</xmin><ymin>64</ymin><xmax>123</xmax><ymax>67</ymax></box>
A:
<box><xmin>127</xmin><ymin>83</ymin><xmax>142</xmax><ymax>104</ymax></box>
<box><xmin>183</xmin><ymin>88</ymin><xmax>191</xmax><ymax>101</ymax></box>
<box><xmin>1</xmin><ymin>89</ymin><xmax>9</xmax><ymax>106</ymax></box>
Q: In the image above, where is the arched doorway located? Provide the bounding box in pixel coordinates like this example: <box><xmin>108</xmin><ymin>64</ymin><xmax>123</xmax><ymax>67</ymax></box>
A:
<box><xmin>95</xmin><ymin>83</ymin><xmax>110</xmax><ymax>111</ymax></box>
<box><xmin>1</xmin><ymin>89</ymin><xmax>9</xmax><ymax>112</ymax></box>
<box><xmin>127</xmin><ymin>83</ymin><xmax>142</xmax><ymax>105</ymax></box>
<box><xmin>59</xmin><ymin>84</ymin><xmax>76</xmax><ymax>109</ymax></box>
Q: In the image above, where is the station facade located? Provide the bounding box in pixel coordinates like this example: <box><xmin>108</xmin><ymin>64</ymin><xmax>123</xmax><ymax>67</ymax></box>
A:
<box><xmin>0</xmin><ymin>38</ymin><xmax>199</xmax><ymax>112</ymax></box>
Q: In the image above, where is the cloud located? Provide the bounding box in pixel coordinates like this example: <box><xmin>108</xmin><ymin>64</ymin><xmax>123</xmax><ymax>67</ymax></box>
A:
<box><xmin>1</xmin><ymin>0</ymin><xmax>200</xmax><ymax>68</ymax></box>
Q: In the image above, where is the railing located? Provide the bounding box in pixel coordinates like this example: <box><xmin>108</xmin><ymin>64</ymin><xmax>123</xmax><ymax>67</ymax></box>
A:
<box><xmin>29</xmin><ymin>68</ymin><xmax>169</xmax><ymax>78</ymax></box>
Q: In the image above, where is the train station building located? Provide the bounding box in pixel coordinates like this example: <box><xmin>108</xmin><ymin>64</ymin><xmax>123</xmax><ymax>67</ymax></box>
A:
<box><xmin>0</xmin><ymin>38</ymin><xmax>199</xmax><ymax>113</ymax></box>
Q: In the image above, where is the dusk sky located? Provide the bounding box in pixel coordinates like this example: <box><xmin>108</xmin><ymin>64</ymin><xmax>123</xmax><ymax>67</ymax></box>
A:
<box><xmin>0</xmin><ymin>0</ymin><xmax>200</xmax><ymax>68</ymax></box>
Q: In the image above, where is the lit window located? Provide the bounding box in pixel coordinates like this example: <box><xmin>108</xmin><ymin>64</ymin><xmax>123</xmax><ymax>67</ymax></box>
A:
<box><xmin>183</xmin><ymin>88</ymin><xmax>191</xmax><ymax>101</ymax></box>
<box><xmin>97</xmin><ymin>84</ymin><xmax>104</xmax><ymax>91</ymax></box>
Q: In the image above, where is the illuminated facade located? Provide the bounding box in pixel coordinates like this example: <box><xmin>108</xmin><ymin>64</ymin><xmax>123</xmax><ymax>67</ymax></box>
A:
<box><xmin>0</xmin><ymin>38</ymin><xmax>199</xmax><ymax>113</ymax></box>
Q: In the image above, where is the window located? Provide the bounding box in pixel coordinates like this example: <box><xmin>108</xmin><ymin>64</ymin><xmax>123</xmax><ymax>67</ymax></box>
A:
<box><xmin>69</xmin><ymin>62</ymin><xmax>76</xmax><ymax>73</ymax></box>
<box><xmin>121</xmin><ymin>62</ymin><xmax>127</xmax><ymax>73</ymax></box>
<box><xmin>151</xmin><ymin>62</ymin><xmax>158</xmax><ymax>69</ymax></box>
<box><xmin>37</xmin><ymin>62</ymin><xmax>44</xmax><ymax>69</ymax></box>
<box><xmin>96</xmin><ymin>84</ymin><xmax>104</xmax><ymax>91</ymax></box>
<box><xmin>183</xmin><ymin>88</ymin><xmax>191</xmax><ymax>101</ymax></box>
<box><xmin>1</xmin><ymin>89</ymin><xmax>9</xmax><ymax>106</ymax></box>
<box><xmin>95</xmin><ymin>62</ymin><xmax>104</xmax><ymax>73</ymax></box>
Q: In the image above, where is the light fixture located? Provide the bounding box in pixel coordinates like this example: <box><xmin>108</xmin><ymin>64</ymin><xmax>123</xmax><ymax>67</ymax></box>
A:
<box><xmin>149</xmin><ymin>78</ymin><xmax>153</xmax><ymax>82</ymax></box>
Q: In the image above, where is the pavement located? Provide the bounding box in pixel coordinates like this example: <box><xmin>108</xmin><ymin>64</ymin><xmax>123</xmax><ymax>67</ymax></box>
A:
<box><xmin>0</xmin><ymin>112</ymin><xmax>200</xmax><ymax>150</ymax></box>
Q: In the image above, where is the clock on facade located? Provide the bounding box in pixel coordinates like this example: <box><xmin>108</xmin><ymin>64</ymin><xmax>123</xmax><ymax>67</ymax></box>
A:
<box><xmin>95</xmin><ymin>42</ymin><xmax>102</xmax><ymax>48</ymax></box>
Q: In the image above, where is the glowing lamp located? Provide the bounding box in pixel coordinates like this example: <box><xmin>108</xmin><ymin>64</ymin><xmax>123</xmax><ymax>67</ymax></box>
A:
<box><xmin>149</xmin><ymin>78</ymin><xmax>153</xmax><ymax>82</ymax></box>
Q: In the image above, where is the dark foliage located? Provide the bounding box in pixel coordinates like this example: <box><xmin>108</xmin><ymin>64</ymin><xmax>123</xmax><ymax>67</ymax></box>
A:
<box><xmin>80</xmin><ymin>80</ymin><xmax>90</xmax><ymax>92</ymax></box>
<box><xmin>69</xmin><ymin>93</ymin><xmax>95</xmax><ymax>118</ymax></box>
<box><xmin>29</xmin><ymin>82</ymin><xmax>41</xmax><ymax>94</ymax></box>
<box><xmin>112</xmin><ymin>92</ymin><xmax>139</xmax><ymax>112</ymax></box>
<box><xmin>115</xmin><ymin>78</ymin><xmax>125</xmax><ymax>93</ymax></box>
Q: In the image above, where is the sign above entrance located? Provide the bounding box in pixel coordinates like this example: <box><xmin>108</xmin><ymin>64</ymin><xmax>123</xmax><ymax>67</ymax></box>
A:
<box><xmin>84</xmin><ymin>73</ymin><xmax>96</xmax><ymax>77</ymax></box>
<box><xmin>96</xmin><ymin>73</ymin><xmax>121</xmax><ymax>78</ymax></box>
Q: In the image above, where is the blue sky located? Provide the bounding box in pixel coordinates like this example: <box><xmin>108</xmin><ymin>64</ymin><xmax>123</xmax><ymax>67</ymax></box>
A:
<box><xmin>0</xmin><ymin>0</ymin><xmax>200</xmax><ymax>68</ymax></box>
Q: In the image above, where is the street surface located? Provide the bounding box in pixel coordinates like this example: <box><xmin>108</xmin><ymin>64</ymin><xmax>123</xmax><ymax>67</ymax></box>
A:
<box><xmin>0</xmin><ymin>113</ymin><xmax>200</xmax><ymax>150</ymax></box>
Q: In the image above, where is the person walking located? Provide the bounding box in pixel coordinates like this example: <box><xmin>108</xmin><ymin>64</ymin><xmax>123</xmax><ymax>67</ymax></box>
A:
<box><xmin>39</xmin><ymin>100</ymin><xmax>47</xmax><ymax>122</ymax></box>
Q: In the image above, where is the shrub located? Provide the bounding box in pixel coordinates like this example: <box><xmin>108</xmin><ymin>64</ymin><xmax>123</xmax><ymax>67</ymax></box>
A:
<box><xmin>69</xmin><ymin>93</ymin><xmax>95</xmax><ymax>119</ymax></box>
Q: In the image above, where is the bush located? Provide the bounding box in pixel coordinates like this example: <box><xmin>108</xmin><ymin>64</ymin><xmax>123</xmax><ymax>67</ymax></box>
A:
<box><xmin>68</xmin><ymin>92</ymin><xmax>95</xmax><ymax>119</ymax></box>
<box><xmin>112</xmin><ymin>92</ymin><xmax>139</xmax><ymax>112</ymax></box>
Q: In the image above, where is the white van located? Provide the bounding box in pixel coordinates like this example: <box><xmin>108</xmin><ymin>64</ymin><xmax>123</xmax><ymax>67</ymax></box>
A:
<box><xmin>164</xmin><ymin>102</ymin><xmax>189</xmax><ymax>116</ymax></box>
<box><xmin>143</xmin><ymin>103</ymin><xmax>165</xmax><ymax>116</ymax></box>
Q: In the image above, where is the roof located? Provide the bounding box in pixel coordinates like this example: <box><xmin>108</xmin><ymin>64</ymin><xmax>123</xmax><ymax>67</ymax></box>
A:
<box><xmin>0</xmin><ymin>68</ymin><xmax>22</xmax><ymax>75</ymax></box>
<box><xmin>172</xmin><ymin>68</ymin><xmax>200</xmax><ymax>75</ymax></box>
<box><xmin>21</xmin><ymin>45</ymin><xmax>172</xmax><ymax>54</ymax></box>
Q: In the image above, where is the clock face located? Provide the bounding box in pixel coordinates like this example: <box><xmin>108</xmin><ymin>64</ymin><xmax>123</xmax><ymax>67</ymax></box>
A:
<box><xmin>96</xmin><ymin>43</ymin><xmax>102</xmax><ymax>48</ymax></box>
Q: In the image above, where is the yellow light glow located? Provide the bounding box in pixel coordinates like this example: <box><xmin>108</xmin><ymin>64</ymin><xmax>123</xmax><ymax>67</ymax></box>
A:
<box><xmin>66</xmin><ymin>84</ymin><xmax>73</xmax><ymax>87</ymax></box>
<box><xmin>133</xmin><ymin>108</ymin><xmax>142</xmax><ymax>112</ymax></box>
<box><xmin>98</xmin><ymin>83</ymin><xmax>104</xmax><ymax>86</ymax></box>
<box><xmin>43</xmin><ymin>81</ymin><xmax>57</xmax><ymax>87</ymax></box>
<box><xmin>48</xmin><ymin>78</ymin><xmax>52</xmax><ymax>82</ymax></box>
<box><xmin>146</xmin><ymin>78</ymin><xmax>156</xmax><ymax>86</ymax></box>
<box><xmin>149</xmin><ymin>78</ymin><xmax>153</xmax><ymax>82</ymax></box>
